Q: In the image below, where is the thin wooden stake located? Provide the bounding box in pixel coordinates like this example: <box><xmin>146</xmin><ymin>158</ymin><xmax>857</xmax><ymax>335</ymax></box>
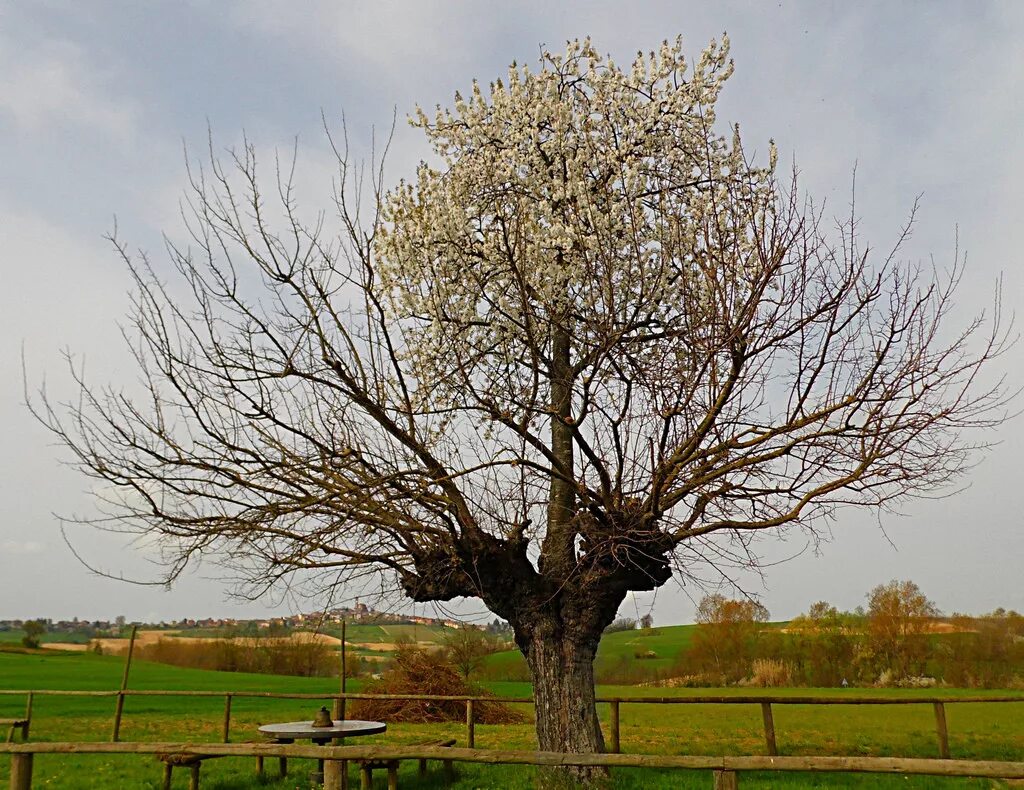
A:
<box><xmin>466</xmin><ymin>699</ymin><xmax>475</xmax><ymax>748</ymax></box>
<box><xmin>334</xmin><ymin>620</ymin><xmax>347</xmax><ymax>722</ymax></box>
<box><xmin>337</xmin><ymin>620</ymin><xmax>348</xmax><ymax>790</ymax></box>
<box><xmin>933</xmin><ymin>701</ymin><xmax>950</xmax><ymax>759</ymax></box>
<box><xmin>111</xmin><ymin>625</ymin><xmax>138</xmax><ymax>742</ymax></box>
<box><xmin>111</xmin><ymin>692</ymin><xmax>125</xmax><ymax>743</ymax></box>
<box><xmin>609</xmin><ymin>700</ymin><xmax>620</xmax><ymax>754</ymax></box>
<box><xmin>222</xmin><ymin>694</ymin><xmax>232</xmax><ymax>743</ymax></box>
<box><xmin>22</xmin><ymin>692</ymin><xmax>33</xmax><ymax>741</ymax></box>
<box><xmin>760</xmin><ymin>701</ymin><xmax>777</xmax><ymax>756</ymax></box>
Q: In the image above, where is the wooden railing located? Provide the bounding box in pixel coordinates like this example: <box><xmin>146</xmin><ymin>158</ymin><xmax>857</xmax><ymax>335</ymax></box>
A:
<box><xmin>3</xmin><ymin>741</ymin><xmax>1024</xmax><ymax>789</ymax></box>
<box><xmin>2</xmin><ymin>688</ymin><xmax>1022</xmax><ymax>761</ymax></box>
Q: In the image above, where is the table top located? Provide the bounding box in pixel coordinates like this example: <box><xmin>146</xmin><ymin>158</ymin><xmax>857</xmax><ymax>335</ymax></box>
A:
<box><xmin>259</xmin><ymin>719</ymin><xmax>386</xmax><ymax>741</ymax></box>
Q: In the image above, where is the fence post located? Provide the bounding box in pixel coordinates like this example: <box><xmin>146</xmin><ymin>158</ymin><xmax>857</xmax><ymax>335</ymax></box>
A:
<box><xmin>713</xmin><ymin>769</ymin><xmax>738</xmax><ymax>789</ymax></box>
<box><xmin>10</xmin><ymin>753</ymin><xmax>33</xmax><ymax>790</ymax></box>
<box><xmin>466</xmin><ymin>699</ymin><xmax>475</xmax><ymax>748</ymax></box>
<box><xmin>760</xmin><ymin>702</ymin><xmax>777</xmax><ymax>756</ymax></box>
<box><xmin>23</xmin><ymin>692</ymin><xmax>33</xmax><ymax>740</ymax></box>
<box><xmin>323</xmin><ymin>758</ymin><xmax>343</xmax><ymax>790</ymax></box>
<box><xmin>933</xmin><ymin>701</ymin><xmax>950</xmax><ymax>759</ymax></box>
<box><xmin>609</xmin><ymin>700</ymin><xmax>620</xmax><ymax>754</ymax></box>
<box><xmin>222</xmin><ymin>694</ymin><xmax>233</xmax><ymax>743</ymax></box>
<box><xmin>111</xmin><ymin>625</ymin><xmax>138</xmax><ymax>742</ymax></box>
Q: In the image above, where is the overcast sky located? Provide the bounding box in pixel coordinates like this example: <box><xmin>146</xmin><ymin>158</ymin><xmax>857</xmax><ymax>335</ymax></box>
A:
<box><xmin>2</xmin><ymin>1</ymin><xmax>1022</xmax><ymax>626</ymax></box>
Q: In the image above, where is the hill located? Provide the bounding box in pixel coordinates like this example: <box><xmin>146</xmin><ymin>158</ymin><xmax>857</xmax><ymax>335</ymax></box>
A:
<box><xmin>483</xmin><ymin>624</ymin><xmax>702</xmax><ymax>681</ymax></box>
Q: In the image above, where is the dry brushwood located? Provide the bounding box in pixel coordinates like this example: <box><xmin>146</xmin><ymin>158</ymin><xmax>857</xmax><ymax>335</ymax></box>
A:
<box><xmin>351</xmin><ymin>647</ymin><xmax>525</xmax><ymax>724</ymax></box>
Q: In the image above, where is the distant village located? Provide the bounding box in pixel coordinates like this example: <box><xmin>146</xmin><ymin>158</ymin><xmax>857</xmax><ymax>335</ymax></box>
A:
<box><xmin>1</xmin><ymin>599</ymin><xmax>494</xmax><ymax>637</ymax></box>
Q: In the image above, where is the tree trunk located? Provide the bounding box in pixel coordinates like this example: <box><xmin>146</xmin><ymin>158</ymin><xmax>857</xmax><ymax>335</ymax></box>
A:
<box><xmin>525</xmin><ymin>625</ymin><xmax>607</xmax><ymax>784</ymax></box>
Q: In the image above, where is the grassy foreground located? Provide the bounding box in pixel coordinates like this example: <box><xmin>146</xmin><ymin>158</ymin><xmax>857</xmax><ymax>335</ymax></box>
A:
<box><xmin>1</xmin><ymin>651</ymin><xmax>1022</xmax><ymax>788</ymax></box>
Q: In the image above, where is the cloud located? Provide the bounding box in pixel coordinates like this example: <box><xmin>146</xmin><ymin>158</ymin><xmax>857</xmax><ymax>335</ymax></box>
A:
<box><xmin>0</xmin><ymin>36</ymin><xmax>136</xmax><ymax>140</ymax></box>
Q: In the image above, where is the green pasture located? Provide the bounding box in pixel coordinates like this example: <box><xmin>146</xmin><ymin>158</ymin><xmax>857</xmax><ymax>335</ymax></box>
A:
<box><xmin>1</xmin><ymin>650</ymin><xmax>1022</xmax><ymax>788</ymax></box>
<box><xmin>377</xmin><ymin>624</ymin><xmax>448</xmax><ymax>643</ymax></box>
<box><xmin>0</xmin><ymin>629</ymin><xmax>97</xmax><ymax>645</ymax></box>
<box><xmin>596</xmin><ymin>624</ymin><xmax>699</xmax><ymax>670</ymax></box>
<box><xmin>484</xmin><ymin>624</ymin><xmax>701</xmax><ymax>678</ymax></box>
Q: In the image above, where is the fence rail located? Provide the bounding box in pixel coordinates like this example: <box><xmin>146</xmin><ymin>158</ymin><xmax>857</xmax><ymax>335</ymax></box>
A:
<box><xmin>2</xmin><ymin>688</ymin><xmax>1022</xmax><ymax>703</ymax></box>
<box><xmin>2</xmin><ymin>688</ymin><xmax>1022</xmax><ymax>761</ymax></box>
<box><xmin>3</xmin><ymin>741</ymin><xmax>1024</xmax><ymax>789</ymax></box>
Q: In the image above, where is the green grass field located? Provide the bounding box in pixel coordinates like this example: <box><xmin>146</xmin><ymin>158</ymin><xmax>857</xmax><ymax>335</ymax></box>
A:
<box><xmin>484</xmin><ymin>624</ymin><xmax>700</xmax><ymax>679</ymax></box>
<box><xmin>1</xmin><ymin>650</ymin><xmax>1022</xmax><ymax>788</ymax></box>
<box><xmin>0</xmin><ymin>629</ymin><xmax>98</xmax><ymax>645</ymax></box>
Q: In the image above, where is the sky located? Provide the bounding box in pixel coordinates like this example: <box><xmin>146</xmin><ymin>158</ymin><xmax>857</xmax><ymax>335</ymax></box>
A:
<box><xmin>1</xmin><ymin>1</ymin><xmax>1022</xmax><ymax>626</ymax></box>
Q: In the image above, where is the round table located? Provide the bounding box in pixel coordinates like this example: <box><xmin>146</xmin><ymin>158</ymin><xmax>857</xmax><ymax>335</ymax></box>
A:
<box><xmin>259</xmin><ymin>719</ymin><xmax>386</xmax><ymax>744</ymax></box>
<box><xmin>259</xmin><ymin>719</ymin><xmax>386</xmax><ymax>787</ymax></box>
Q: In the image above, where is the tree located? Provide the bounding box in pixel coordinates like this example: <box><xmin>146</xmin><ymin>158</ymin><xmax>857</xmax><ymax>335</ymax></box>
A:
<box><xmin>442</xmin><ymin>626</ymin><xmax>496</xmax><ymax>679</ymax></box>
<box><xmin>866</xmin><ymin>580</ymin><xmax>939</xmax><ymax>679</ymax></box>
<box><xmin>21</xmin><ymin>620</ymin><xmax>45</xmax><ymax>649</ymax></box>
<box><xmin>688</xmin><ymin>594</ymin><xmax>769</xmax><ymax>682</ymax></box>
<box><xmin>33</xmin><ymin>35</ymin><xmax>1010</xmax><ymax>773</ymax></box>
<box><xmin>789</xmin><ymin>601</ymin><xmax>855</xmax><ymax>686</ymax></box>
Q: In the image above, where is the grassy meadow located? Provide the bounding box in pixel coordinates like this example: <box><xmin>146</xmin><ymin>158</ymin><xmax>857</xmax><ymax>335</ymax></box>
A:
<box><xmin>480</xmin><ymin>624</ymin><xmax>702</xmax><ymax>680</ymax></box>
<box><xmin>0</xmin><ymin>629</ymin><xmax>98</xmax><ymax>646</ymax></box>
<box><xmin>2</xmin><ymin>649</ymin><xmax>1023</xmax><ymax>788</ymax></box>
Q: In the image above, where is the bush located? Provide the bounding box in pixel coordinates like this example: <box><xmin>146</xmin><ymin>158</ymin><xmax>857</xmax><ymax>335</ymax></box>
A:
<box><xmin>125</xmin><ymin>633</ymin><xmax>343</xmax><ymax>677</ymax></box>
<box><xmin>21</xmin><ymin>620</ymin><xmax>45</xmax><ymax>649</ymax></box>
<box><xmin>747</xmin><ymin>659</ymin><xmax>791</xmax><ymax>688</ymax></box>
<box><xmin>351</xmin><ymin>646</ymin><xmax>525</xmax><ymax>724</ymax></box>
<box><xmin>603</xmin><ymin>618</ymin><xmax>637</xmax><ymax>634</ymax></box>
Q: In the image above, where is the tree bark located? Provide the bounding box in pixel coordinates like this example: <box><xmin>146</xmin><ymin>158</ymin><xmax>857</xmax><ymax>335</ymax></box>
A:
<box><xmin>524</xmin><ymin>621</ymin><xmax>607</xmax><ymax>783</ymax></box>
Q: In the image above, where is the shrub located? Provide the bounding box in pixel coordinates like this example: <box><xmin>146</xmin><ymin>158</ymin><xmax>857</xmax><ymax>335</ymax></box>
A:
<box><xmin>351</xmin><ymin>646</ymin><xmax>525</xmax><ymax>724</ymax></box>
<box><xmin>124</xmin><ymin>633</ymin><xmax>341</xmax><ymax>677</ymax></box>
<box><xmin>21</xmin><ymin>620</ymin><xmax>45</xmax><ymax>649</ymax></box>
<box><xmin>603</xmin><ymin>618</ymin><xmax>638</xmax><ymax>634</ymax></box>
<box><xmin>748</xmin><ymin>658</ymin><xmax>791</xmax><ymax>688</ymax></box>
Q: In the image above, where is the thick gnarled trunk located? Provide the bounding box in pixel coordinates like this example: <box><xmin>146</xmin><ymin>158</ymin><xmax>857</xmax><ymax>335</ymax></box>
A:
<box><xmin>513</xmin><ymin>611</ymin><xmax>611</xmax><ymax>786</ymax></box>
<box><xmin>526</xmin><ymin>630</ymin><xmax>605</xmax><ymax>755</ymax></box>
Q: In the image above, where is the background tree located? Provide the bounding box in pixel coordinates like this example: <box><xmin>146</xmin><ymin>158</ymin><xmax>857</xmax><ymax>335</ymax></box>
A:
<box><xmin>866</xmin><ymin>580</ymin><xmax>939</xmax><ymax>679</ymax></box>
<box><xmin>33</xmin><ymin>35</ymin><xmax>1010</xmax><ymax>770</ymax></box>
<box><xmin>786</xmin><ymin>600</ymin><xmax>855</xmax><ymax>686</ymax></box>
<box><xmin>21</xmin><ymin>620</ymin><xmax>45</xmax><ymax>649</ymax></box>
<box><xmin>942</xmin><ymin>611</ymin><xmax>1022</xmax><ymax>688</ymax></box>
<box><xmin>687</xmin><ymin>594</ymin><xmax>769</xmax><ymax>682</ymax></box>
<box><xmin>442</xmin><ymin>626</ymin><xmax>497</xmax><ymax>679</ymax></box>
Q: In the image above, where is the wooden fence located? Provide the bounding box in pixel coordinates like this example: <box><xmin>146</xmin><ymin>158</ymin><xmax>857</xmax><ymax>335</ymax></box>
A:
<box><xmin>3</xmin><ymin>740</ymin><xmax>1024</xmax><ymax>789</ymax></box>
<box><xmin>1</xmin><ymin>688</ymin><xmax>1022</xmax><ymax>761</ymax></box>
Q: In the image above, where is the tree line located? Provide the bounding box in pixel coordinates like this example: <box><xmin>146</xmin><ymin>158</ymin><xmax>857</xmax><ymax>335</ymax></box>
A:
<box><xmin>674</xmin><ymin>580</ymin><xmax>1024</xmax><ymax>688</ymax></box>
